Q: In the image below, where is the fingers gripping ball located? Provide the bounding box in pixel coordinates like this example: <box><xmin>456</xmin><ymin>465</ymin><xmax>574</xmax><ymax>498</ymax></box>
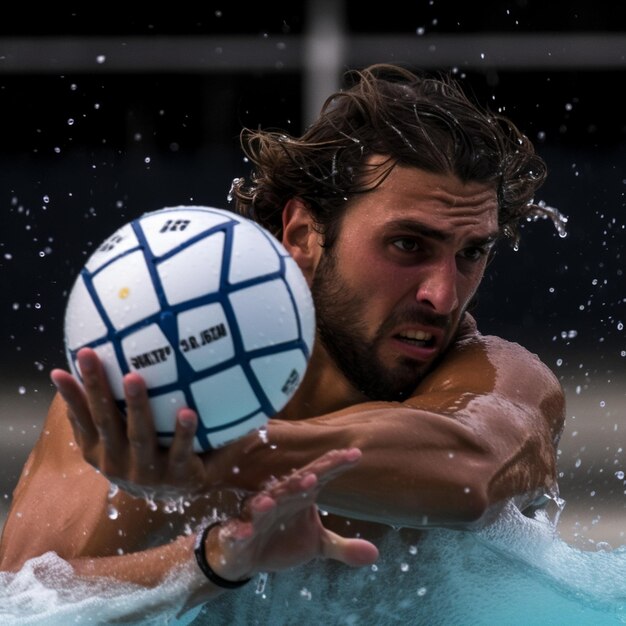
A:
<box><xmin>63</xmin><ymin>206</ymin><xmax>315</xmax><ymax>451</ymax></box>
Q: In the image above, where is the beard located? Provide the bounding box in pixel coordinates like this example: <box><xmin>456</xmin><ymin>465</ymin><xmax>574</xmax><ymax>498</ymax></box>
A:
<box><xmin>310</xmin><ymin>249</ymin><xmax>452</xmax><ymax>402</ymax></box>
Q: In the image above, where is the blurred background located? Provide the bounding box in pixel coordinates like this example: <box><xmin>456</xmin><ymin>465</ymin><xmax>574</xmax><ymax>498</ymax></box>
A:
<box><xmin>1</xmin><ymin>1</ymin><xmax>624</xmax><ymax>548</ymax></box>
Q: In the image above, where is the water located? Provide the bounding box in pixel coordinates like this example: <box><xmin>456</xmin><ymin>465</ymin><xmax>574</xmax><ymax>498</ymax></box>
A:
<box><xmin>1</xmin><ymin>502</ymin><xmax>624</xmax><ymax>625</ymax></box>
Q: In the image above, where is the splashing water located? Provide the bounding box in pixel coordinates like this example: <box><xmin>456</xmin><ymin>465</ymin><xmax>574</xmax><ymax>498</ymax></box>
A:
<box><xmin>507</xmin><ymin>200</ymin><xmax>569</xmax><ymax>251</ymax></box>
<box><xmin>529</xmin><ymin>200</ymin><xmax>569</xmax><ymax>238</ymax></box>
<box><xmin>0</xmin><ymin>501</ymin><xmax>624</xmax><ymax>625</ymax></box>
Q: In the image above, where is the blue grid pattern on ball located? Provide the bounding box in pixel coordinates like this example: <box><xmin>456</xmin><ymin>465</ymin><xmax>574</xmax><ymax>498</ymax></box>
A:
<box><xmin>67</xmin><ymin>207</ymin><xmax>311</xmax><ymax>450</ymax></box>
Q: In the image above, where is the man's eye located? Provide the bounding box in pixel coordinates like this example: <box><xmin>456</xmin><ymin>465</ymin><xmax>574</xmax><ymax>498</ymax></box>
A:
<box><xmin>461</xmin><ymin>247</ymin><xmax>488</xmax><ymax>261</ymax></box>
<box><xmin>392</xmin><ymin>238</ymin><xmax>420</xmax><ymax>252</ymax></box>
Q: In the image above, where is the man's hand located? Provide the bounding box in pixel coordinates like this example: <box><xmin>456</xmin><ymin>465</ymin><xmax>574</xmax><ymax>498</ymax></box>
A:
<box><xmin>51</xmin><ymin>347</ymin><xmax>210</xmax><ymax>499</ymax></box>
<box><xmin>187</xmin><ymin>447</ymin><xmax>379</xmax><ymax>607</ymax></box>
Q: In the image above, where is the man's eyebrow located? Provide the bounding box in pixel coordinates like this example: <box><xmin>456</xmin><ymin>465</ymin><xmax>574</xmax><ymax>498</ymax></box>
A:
<box><xmin>387</xmin><ymin>219</ymin><xmax>500</xmax><ymax>247</ymax></box>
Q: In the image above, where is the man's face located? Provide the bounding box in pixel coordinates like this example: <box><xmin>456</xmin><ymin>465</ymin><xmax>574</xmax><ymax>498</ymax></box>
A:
<box><xmin>310</xmin><ymin>165</ymin><xmax>499</xmax><ymax>401</ymax></box>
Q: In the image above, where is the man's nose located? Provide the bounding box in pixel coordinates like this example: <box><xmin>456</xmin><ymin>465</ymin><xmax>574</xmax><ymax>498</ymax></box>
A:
<box><xmin>414</xmin><ymin>256</ymin><xmax>459</xmax><ymax>315</ymax></box>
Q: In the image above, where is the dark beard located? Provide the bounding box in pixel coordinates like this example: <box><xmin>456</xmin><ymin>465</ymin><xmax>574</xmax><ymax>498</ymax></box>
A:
<box><xmin>311</xmin><ymin>250</ymin><xmax>450</xmax><ymax>401</ymax></box>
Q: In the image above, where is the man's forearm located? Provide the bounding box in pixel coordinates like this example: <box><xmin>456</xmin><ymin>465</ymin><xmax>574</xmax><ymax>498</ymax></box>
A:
<box><xmin>211</xmin><ymin>399</ymin><xmax>557</xmax><ymax>529</ymax></box>
<box><xmin>212</xmin><ymin>406</ymin><xmax>495</xmax><ymax>527</ymax></box>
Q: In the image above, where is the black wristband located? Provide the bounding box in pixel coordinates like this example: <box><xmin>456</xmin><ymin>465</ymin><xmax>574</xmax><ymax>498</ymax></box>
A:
<box><xmin>194</xmin><ymin>521</ymin><xmax>252</xmax><ymax>589</ymax></box>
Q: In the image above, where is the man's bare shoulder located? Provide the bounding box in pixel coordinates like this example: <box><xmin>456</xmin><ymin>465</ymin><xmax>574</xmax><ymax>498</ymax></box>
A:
<box><xmin>432</xmin><ymin>313</ymin><xmax>561</xmax><ymax>387</ymax></box>
<box><xmin>413</xmin><ymin>313</ymin><xmax>565</xmax><ymax>438</ymax></box>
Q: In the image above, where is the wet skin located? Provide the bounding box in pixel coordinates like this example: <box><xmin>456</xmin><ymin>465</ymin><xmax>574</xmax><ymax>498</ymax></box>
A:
<box><xmin>280</xmin><ymin>164</ymin><xmax>499</xmax><ymax>538</ymax></box>
<box><xmin>0</xmin><ymin>166</ymin><xmax>564</xmax><ymax>600</ymax></box>
<box><xmin>283</xmin><ymin>164</ymin><xmax>500</xmax><ymax>416</ymax></box>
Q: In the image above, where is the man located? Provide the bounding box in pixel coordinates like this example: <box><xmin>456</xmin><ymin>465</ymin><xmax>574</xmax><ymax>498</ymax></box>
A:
<box><xmin>0</xmin><ymin>64</ymin><xmax>565</xmax><ymax>621</ymax></box>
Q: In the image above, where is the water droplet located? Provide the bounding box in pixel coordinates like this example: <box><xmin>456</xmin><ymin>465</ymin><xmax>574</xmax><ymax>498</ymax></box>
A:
<box><xmin>108</xmin><ymin>483</ymin><xmax>119</xmax><ymax>499</ymax></box>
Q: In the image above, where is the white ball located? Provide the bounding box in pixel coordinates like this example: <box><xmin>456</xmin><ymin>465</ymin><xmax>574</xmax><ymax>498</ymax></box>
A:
<box><xmin>63</xmin><ymin>205</ymin><xmax>315</xmax><ymax>451</ymax></box>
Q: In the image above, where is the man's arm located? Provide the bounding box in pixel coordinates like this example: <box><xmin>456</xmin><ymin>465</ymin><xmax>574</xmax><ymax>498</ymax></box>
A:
<box><xmin>216</xmin><ymin>332</ymin><xmax>565</xmax><ymax>527</ymax></box>
<box><xmin>0</xmin><ymin>415</ymin><xmax>377</xmax><ymax>609</ymax></box>
<box><xmin>51</xmin><ymin>326</ymin><xmax>565</xmax><ymax>530</ymax></box>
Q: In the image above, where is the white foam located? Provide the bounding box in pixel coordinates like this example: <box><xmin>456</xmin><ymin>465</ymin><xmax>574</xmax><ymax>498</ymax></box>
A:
<box><xmin>1</xmin><ymin>505</ymin><xmax>625</xmax><ymax>625</ymax></box>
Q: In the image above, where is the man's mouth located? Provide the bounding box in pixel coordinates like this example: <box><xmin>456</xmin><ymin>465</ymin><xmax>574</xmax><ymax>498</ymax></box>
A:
<box><xmin>397</xmin><ymin>329</ymin><xmax>435</xmax><ymax>347</ymax></box>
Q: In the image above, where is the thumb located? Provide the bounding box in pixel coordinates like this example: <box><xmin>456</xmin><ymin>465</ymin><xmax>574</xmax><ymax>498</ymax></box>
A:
<box><xmin>321</xmin><ymin>529</ymin><xmax>379</xmax><ymax>567</ymax></box>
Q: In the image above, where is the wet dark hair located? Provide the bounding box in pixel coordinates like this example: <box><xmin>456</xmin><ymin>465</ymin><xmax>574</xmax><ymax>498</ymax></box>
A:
<box><xmin>230</xmin><ymin>63</ymin><xmax>549</xmax><ymax>248</ymax></box>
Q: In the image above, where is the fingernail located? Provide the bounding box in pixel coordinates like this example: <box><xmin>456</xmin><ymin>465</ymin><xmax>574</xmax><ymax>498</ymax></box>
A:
<box><xmin>126</xmin><ymin>379</ymin><xmax>141</xmax><ymax>397</ymax></box>
<box><xmin>177</xmin><ymin>410</ymin><xmax>197</xmax><ymax>431</ymax></box>
<box><xmin>49</xmin><ymin>371</ymin><xmax>60</xmax><ymax>389</ymax></box>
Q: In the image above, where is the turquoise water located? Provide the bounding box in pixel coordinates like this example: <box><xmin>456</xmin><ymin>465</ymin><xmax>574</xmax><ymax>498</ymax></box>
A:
<box><xmin>1</xmin><ymin>502</ymin><xmax>624</xmax><ymax>625</ymax></box>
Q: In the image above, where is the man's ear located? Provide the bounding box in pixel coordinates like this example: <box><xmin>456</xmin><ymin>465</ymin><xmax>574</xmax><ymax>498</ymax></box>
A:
<box><xmin>282</xmin><ymin>198</ymin><xmax>323</xmax><ymax>278</ymax></box>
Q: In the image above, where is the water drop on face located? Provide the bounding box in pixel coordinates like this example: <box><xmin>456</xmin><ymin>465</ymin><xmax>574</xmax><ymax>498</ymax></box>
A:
<box><xmin>107</xmin><ymin>505</ymin><xmax>119</xmax><ymax>520</ymax></box>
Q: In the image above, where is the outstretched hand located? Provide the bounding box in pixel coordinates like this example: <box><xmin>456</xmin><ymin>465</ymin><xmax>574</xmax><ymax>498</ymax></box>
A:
<box><xmin>190</xmin><ymin>447</ymin><xmax>379</xmax><ymax>604</ymax></box>
<box><xmin>51</xmin><ymin>348</ymin><xmax>219</xmax><ymax>499</ymax></box>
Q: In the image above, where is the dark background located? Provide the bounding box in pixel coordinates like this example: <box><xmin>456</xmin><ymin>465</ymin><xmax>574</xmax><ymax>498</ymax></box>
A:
<box><xmin>1</xmin><ymin>1</ymin><xmax>625</xmax><ymax>544</ymax></box>
<box><xmin>2</xmin><ymin>1</ymin><xmax>625</xmax><ymax>375</ymax></box>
